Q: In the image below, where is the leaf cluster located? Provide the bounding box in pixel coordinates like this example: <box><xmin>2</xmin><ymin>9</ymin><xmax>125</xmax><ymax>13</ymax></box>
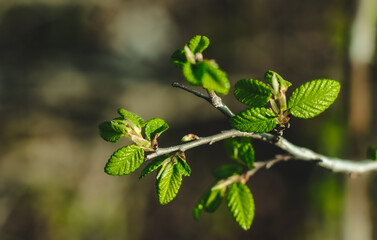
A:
<box><xmin>231</xmin><ymin>71</ymin><xmax>341</xmax><ymax>134</ymax></box>
<box><xmin>99</xmin><ymin>35</ymin><xmax>344</xmax><ymax>232</ymax></box>
<box><xmin>194</xmin><ymin>138</ymin><xmax>255</xmax><ymax>230</ymax></box>
<box><xmin>171</xmin><ymin>35</ymin><xmax>230</xmax><ymax>95</ymax></box>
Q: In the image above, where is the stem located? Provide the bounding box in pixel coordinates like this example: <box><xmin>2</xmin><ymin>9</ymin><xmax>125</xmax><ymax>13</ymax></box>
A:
<box><xmin>146</xmin><ymin>129</ymin><xmax>377</xmax><ymax>174</ymax></box>
<box><xmin>172</xmin><ymin>82</ymin><xmax>234</xmax><ymax>118</ymax></box>
<box><xmin>167</xmin><ymin>81</ymin><xmax>377</xmax><ymax>175</ymax></box>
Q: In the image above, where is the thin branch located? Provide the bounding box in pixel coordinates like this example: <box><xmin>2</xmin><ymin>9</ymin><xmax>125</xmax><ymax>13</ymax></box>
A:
<box><xmin>166</xmin><ymin>81</ymin><xmax>377</xmax><ymax>175</ymax></box>
<box><xmin>146</xmin><ymin>129</ymin><xmax>377</xmax><ymax>174</ymax></box>
<box><xmin>207</xmin><ymin>90</ymin><xmax>235</xmax><ymax>118</ymax></box>
<box><xmin>172</xmin><ymin>82</ymin><xmax>234</xmax><ymax>118</ymax></box>
<box><xmin>172</xmin><ymin>82</ymin><xmax>211</xmax><ymax>103</ymax></box>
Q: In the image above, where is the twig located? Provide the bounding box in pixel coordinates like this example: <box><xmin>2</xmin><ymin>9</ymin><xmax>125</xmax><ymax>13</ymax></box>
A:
<box><xmin>146</xmin><ymin>129</ymin><xmax>377</xmax><ymax>174</ymax></box>
<box><xmin>172</xmin><ymin>82</ymin><xmax>211</xmax><ymax>103</ymax></box>
<box><xmin>164</xmin><ymin>82</ymin><xmax>377</xmax><ymax>175</ymax></box>
<box><xmin>172</xmin><ymin>82</ymin><xmax>234</xmax><ymax>118</ymax></box>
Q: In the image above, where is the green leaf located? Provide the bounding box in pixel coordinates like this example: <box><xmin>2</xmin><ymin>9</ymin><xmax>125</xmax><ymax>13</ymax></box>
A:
<box><xmin>157</xmin><ymin>162</ymin><xmax>182</xmax><ymax>205</ymax></box>
<box><xmin>288</xmin><ymin>79</ymin><xmax>341</xmax><ymax>119</ymax></box>
<box><xmin>193</xmin><ymin>187</ymin><xmax>224</xmax><ymax>219</ymax></box>
<box><xmin>264</xmin><ymin>70</ymin><xmax>292</xmax><ymax>89</ymax></box>
<box><xmin>197</xmin><ymin>60</ymin><xmax>230</xmax><ymax>95</ymax></box>
<box><xmin>367</xmin><ymin>147</ymin><xmax>377</xmax><ymax>161</ymax></box>
<box><xmin>176</xmin><ymin>156</ymin><xmax>191</xmax><ymax>176</ymax></box>
<box><xmin>182</xmin><ymin>62</ymin><xmax>202</xmax><ymax>85</ymax></box>
<box><xmin>224</xmin><ymin>138</ymin><xmax>254</xmax><ymax>169</ymax></box>
<box><xmin>238</xmin><ymin>143</ymin><xmax>255</xmax><ymax>169</ymax></box>
<box><xmin>234</xmin><ymin>79</ymin><xmax>271</xmax><ymax>107</ymax></box>
<box><xmin>98</xmin><ymin>121</ymin><xmax>127</xmax><ymax>143</ymax></box>
<box><xmin>187</xmin><ymin>35</ymin><xmax>210</xmax><ymax>54</ymax></box>
<box><xmin>230</xmin><ymin>107</ymin><xmax>277</xmax><ymax>133</ymax></box>
<box><xmin>117</xmin><ymin>108</ymin><xmax>145</xmax><ymax>127</ymax></box>
<box><xmin>144</xmin><ymin>118</ymin><xmax>169</xmax><ymax>141</ymax></box>
<box><xmin>105</xmin><ymin>145</ymin><xmax>144</xmax><ymax>176</ymax></box>
<box><xmin>227</xmin><ymin>182</ymin><xmax>255</xmax><ymax>230</ymax></box>
<box><xmin>213</xmin><ymin>164</ymin><xmax>243</xmax><ymax>179</ymax></box>
<box><xmin>170</xmin><ymin>49</ymin><xmax>186</xmax><ymax>68</ymax></box>
<box><xmin>139</xmin><ymin>155</ymin><xmax>170</xmax><ymax>180</ymax></box>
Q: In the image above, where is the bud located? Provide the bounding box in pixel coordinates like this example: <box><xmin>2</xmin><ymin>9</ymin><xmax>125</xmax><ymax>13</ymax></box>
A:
<box><xmin>181</xmin><ymin>133</ymin><xmax>199</xmax><ymax>142</ymax></box>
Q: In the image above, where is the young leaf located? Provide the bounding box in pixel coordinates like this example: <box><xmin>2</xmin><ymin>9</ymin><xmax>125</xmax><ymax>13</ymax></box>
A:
<box><xmin>367</xmin><ymin>147</ymin><xmax>377</xmax><ymax>161</ymax></box>
<box><xmin>98</xmin><ymin>121</ymin><xmax>126</xmax><ymax>143</ymax></box>
<box><xmin>224</xmin><ymin>138</ymin><xmax>240</xmax><ymax>160</ymax></box>
<box><xmin>234</xmin><ymin>79</ymin><xmax>271</xmax><ymax>107</ymax></box>
<box><xmin>182</xmin><ymin>62</ymin><xmax>202</xmax><ymax>85</ymax></box>
<box><xmin>213</xmin><ymin>164</ymin><xmax>243</xmax><ymax>179</ymax></box>
<box><xmin>238</xmin><ymin>143</ymin><xmax>255</xmax><ymax>169</ymax></box>
<box><xmin>193</xmin><ymin>187</ymin><xmax>224</xmax><ymax>219</ymax></box>
<box><xmin>230</xmin><ymin>107</ymin><xmax>277</xmax><ymax>133</ymax></box>
<box><xmin>157</xmin><ymin>163</ymin><xmax>183</xmax><ymax>205</ymax></box>
<box><xmin>288</xmin><ymin>79</ymin><xmax>341</xmax><ymax>119</ymax></box>
<box><xmin>170</xmin><ymin>49</ymin><xmax>186</xmax><ymax>68</ymax></box>
<box><xmin>117</xmin><ymin>108</ymin><xmax>145</xmax><ymax>127</ymax></box>
<box><xmin>224</xmin><ymin>138</ymin><xmax>254</xmax><ymax>169</ymax></box>
<box><xmin>144</xmin><ymin>118</ymin><xmax>169</xmax><ymax>141</ymax></box>
<box><xmin>197</xmin><ymin>60</ymin><xmax>230</xmax><ymax>95</ymax></box>
<box><xmin>187</xmin><ymin>35</ymin><xmax>210</xmax><ymax>54</ymax></box>
<box><xmin>227</xmin><ymin>182</ymin><xmax>255</xmax><ymax>230</ymax></box>
<box><xmin>176</xmin><ymin>156</ymin><xmax>191</xmax><ymax>176</ymax></box>
<box><xmin>139</xmin><ymin>155</ymin><xmax>170</xmax><ymax>180</ymax></box>
<box><xmin>264</xmin><ymin>70</ymin><xmax>292</xmax><ymax>89</ymax></box>
<box><xmin>105</xmin><ymin>145</ymin><xmax>144</xmax><ymax>176</ymax></box>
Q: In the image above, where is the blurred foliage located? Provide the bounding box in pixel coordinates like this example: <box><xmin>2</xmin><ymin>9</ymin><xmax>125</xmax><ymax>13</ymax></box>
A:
<box><xmin>0</xmin><ymin>0</ymin><xmax>375</xmax><ymax>240</ymax></box>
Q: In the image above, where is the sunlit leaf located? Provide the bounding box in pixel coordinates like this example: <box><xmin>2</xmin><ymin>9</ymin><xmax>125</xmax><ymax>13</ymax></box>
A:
<box><xmin>157</xmin><ymin>162</ymin><xmax>182</xmax><ymax>205</ymax></box>
<box><xmin>105</xmin><ymin>145</ymin><xmax>144</xmax><ymax>176</ymax></box>
<box><xmin>227</xmin><ymin>182</ymin><xmax>255</xmax><ymax>230</ymax></box>
<box><xmin>230</xmin><ymin>107</ymin><xmax>277</xmax><ymax>133</ymax></box>
<box><xmin>139</xmin><ymin>155</ymin><xmax>170</xmax><ymax>180</ymax></box>
<box><xmin>144</xmin><ymin>118</ymin><xmax>169</xmax><ymax>141</ymax></box>
<box><xmin>288</xmin><ymin>79</ymin><xmax>340</xmax><ymax>119</ymax></box>
<box><xmin>187</xmin><ymin>35</ymin><xmax>210</xmax><ymax>54</ymax></box>
<box><xmin>117</xmin><ymin>108</ymin><xmax>145</xmax><ymax>127</ymax></box>
<box><xmin>234</xmin><ymin>79</ymin><xmax>271</xmax><ymax>107</ymax></box>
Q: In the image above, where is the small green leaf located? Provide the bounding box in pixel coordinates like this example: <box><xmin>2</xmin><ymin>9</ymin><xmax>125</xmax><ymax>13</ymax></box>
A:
<box><xmin>264</xmin><ymin>70</ymin><xmax>292</xmax><ymax>89</ymax></box>
<box><xmin>197</xmin><ymin>60</ymin><xmax>230</xmax><ymax>95</ymax></box>
<box><xmin>182</xmin><ymin>62</ymin><xmax>202</xmax><ymax>85</ymax></box>
<box><xmin>187</xmin><ymin>35</ymin><xmax>210</xmax><ymax>54</ymax></box>
<box><xmin>288</xmin><ymin>79</ymin><xmax>341</xmax><ymax>119</ymax></box>
<box><xmin>98</xmin><ymin>121</ymin><xmax>127</xmax><ymax>143</ymax></box>
<box><xmin>224</xmin><ymin>138</ymin><xmax>240</xmax><ymax>160</ymax></box>
<box><xmin>230</xmin><ymin>107</ymin><xmax>277</xmax><ymax>133</ymax></box>
<box><xmin>117</xmin><ymin>108</ymin><xmax>145</xmax><ymax>127</ymax></box>
<box><xmin>176</xmin><ymin>156</ymin><xmax>191</xmax><ymax>176</ymax></box>
<box><xmin>227</xmin><ymin>182</ymin><xmax>255</xmax><ymax>230</ymax></box>
<box><xmin>234</xmin><ymin>79</ymin><xmax>271</xmax><ymax>107</ymax></box>
<box><xmin>105</xmin><ymin>145</ymin><xmax>144</xmax><ymax>176</ymax></box>
<box><xmin>224</xmin><ymin>138</ymin><xmax>254</xmax><ymax>169</ymax></box>
<box><xmin>170</xmin><ymin>49</ymin><xmax>186</xmax><ymax>68</ymax></box>
<box><xmin>367</xmin><ymin>147</ymin><xmax>377</xmax><ymax>161</ymax></box>
<box><xmin>157</xmin><ymin>163</ymin><xmax>182</xmax><ymax>205</ymax></box>
<box><xmin>193</xmin><ymin>187</ymin><xmax>224</xmax><ymax>219</ymax></box>
<box><xmin>144</xmin><ymin>118</ymin><xmax>169</xmax><ymax>141</ymax></box>
<box><xmin>238</xmin><ymin>143</ymin><xmax>255</xmax><ymax>169</ymax></box>
<box><xmin>213</xmin><ymin>164</ymin><xmax>243</xmax><ymax>179</ymax></box>
<box><xmin>139</xmin><ymin>155</ymin><xmax>170</xmax><ymax>180</ymax></box>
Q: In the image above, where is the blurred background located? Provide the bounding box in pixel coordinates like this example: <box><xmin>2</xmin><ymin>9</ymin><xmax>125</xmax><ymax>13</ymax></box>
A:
<box><xmin>0</xmin><ymin>0</ymin><xmax>376</xmax><ymax>239</ymax></box>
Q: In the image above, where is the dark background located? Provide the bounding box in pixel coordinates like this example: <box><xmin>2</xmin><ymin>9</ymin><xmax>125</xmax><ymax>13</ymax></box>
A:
<box><xmin>0</xmin><ymin>0</ymin><xmax>376</xmax><ymax>239</ymax></box>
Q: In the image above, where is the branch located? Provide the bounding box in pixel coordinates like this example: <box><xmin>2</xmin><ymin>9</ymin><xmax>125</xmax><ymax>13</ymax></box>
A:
<box><xmin>164</xmin><ymin>82</ymin><xmax>377</xmax><ymax>174</ymax></box>
<box><xmin>172</xmin><ymin>82</ymin><xmax>234</xmax><ymax>118</ymax></box>
<box><xmin>147</xmin><ymin>129</ymin><xmax>377</xmax><ymax>174</ymax></box>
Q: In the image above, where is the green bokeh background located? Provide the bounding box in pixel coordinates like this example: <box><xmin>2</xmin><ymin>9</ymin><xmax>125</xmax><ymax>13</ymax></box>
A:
<box><xmin>0</xmin><ymin>0</ymin><xmax>376</xmax><ymax>239</ymax></box>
